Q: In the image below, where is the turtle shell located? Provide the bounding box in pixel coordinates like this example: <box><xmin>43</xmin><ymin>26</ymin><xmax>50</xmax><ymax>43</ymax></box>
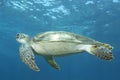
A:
<box><xmin>32</xmin><ymin>31</ymin><xmax>96</xmax><ymax>44</ymax></box>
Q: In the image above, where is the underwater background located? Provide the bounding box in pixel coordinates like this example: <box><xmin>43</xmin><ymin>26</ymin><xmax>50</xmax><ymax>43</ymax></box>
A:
<box><xmin>0</xmin><ymin>0</ymin><xmax>120</xmax><ymax>80</ymax></box>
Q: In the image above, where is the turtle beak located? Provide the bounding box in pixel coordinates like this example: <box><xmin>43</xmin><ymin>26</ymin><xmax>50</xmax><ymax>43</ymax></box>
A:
<box><xmin>16</xmin><ymin>33</ymin><xmax>22</xmax><ymax>43</ymax></box>
<box><xmin>16</xmin><ymin>33</ymin><xmax>20</xmax><ymax>39</ymax></box>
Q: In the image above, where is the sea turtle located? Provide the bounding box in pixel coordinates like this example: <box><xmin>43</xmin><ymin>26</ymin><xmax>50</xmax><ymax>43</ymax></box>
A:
<box><xmin>16</xmin><ymin>31</ymin><xmax>113</xmax><ymax>71</ymax></box>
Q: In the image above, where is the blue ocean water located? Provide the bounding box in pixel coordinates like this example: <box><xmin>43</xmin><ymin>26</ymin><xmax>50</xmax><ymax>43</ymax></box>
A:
<box><xmin>0</xmin><ymin>0</ymin><xmax>120</xmax><ymax>80</ymax></box>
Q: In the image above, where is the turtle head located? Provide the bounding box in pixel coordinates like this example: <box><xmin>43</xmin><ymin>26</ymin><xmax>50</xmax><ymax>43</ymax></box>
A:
<box><xmin>16</xmin><ymin>33</ymin><xmax>30</xmax><ymax>44</ymax></box>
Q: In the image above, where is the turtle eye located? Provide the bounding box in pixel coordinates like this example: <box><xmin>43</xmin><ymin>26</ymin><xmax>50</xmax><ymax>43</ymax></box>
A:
<box><xmin>21</xmin><ymin>35</ymin><xmax>25</xmax><ymax>38</ymax></box>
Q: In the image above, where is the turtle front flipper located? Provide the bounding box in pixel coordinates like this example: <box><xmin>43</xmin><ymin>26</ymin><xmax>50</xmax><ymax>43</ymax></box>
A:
<box><xmin>44</xmin><ymin>56</ymin><xmax>60</xmax><ymax>70</ymax></box>
<box><xmin>89</xmin><ymin>43</ymin><xmax>113</xmax><ymax>60</ymax></box>
<box><xmin>19</xmin><ymin>44</ymin><xmax>40</xmax><ymax>71</ymax></box>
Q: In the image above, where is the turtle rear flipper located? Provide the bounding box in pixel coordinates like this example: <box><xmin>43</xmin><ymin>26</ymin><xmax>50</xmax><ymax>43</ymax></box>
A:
<box><xmin>89</xmin><ymin>45</ymin><xmax>113</xmax><ymax>60</ymax></box>
<box><xmin>19</xmin><ymin>44</ymin><xmax>40</xmax><ymax>71</ymax></box>
<box><xmin>40</xmin><ymin>44</ymin><xmax>60</xmax><ymax>70</ymax></box>
<box><xmin>44</xmin><ymin>56</ymin><xmax>60</xmax><ymax>70</ymax></box>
